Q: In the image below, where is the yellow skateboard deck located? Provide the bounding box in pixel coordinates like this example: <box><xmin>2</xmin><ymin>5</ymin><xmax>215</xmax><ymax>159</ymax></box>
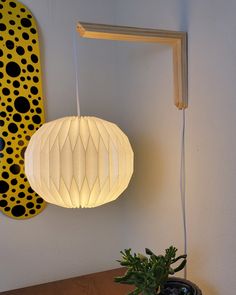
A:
<box><xmin>0</xmin><ymin>0</ymin><xmax>46</xmax><ymax>219</ymax></box>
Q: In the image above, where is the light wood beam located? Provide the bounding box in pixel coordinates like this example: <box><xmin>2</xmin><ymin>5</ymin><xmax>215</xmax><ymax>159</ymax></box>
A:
<box><xmin>77</xmin><ymin>22</ymin><xmax>188</xmax><ymax>109</ymax></box>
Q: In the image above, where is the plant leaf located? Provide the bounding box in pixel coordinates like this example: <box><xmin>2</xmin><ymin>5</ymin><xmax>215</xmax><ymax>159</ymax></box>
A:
<box><xmin>173</xmin><ymin>259</ymin><xmax>187</xmax><ymax>272</ymax></box>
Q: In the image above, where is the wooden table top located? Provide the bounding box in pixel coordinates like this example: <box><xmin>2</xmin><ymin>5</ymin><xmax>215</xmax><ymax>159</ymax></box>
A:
<box><xmin>0</xmin><ymin>268</ymin><xmax>133</xmax><ymax>295</ymax></box>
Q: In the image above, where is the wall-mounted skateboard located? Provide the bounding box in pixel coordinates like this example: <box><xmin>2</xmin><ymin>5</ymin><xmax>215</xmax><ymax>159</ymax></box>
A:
<box><xmin>0</xmin><ymin>0</ymin><xmax>46</xmax><ymax>219</ymax></box>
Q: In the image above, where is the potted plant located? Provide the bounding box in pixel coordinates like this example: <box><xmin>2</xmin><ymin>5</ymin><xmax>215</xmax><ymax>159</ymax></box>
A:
<box><xmin>114</xmin><ymin>246</ymin><xmax>202</xmax><ymax>295</ymax></box>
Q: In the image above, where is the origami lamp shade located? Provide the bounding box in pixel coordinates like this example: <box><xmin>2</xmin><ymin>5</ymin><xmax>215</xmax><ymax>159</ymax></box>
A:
<box><xmin>25</xmin><ymin>116</ymin><xmax>133</xmax><ymax>208</ymax></box>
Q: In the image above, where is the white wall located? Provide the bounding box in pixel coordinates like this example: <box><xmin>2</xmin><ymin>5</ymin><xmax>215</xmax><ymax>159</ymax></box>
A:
<box><xmin>0</xmin><ymin>0</ymin><xmax>127</xmax><ymax>292</ymax></box>
<box><xmin>114</xmin><ymin>0</ymin><xmax>236</xmax><ymax>294</ymax></box>
<box><xmin>2</xmin><ymin>0</ymin><xmax>236</xmax><ymax>294</ymax></box>
<box><xmin>113</xmin><ymin>0</ymin><xmax>186</xmax><ymax>278</ymax></box>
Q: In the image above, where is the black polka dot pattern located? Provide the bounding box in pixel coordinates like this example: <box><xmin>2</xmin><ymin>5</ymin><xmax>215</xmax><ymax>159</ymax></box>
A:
<box><xmin>6</xmin><ymin>61</ymin><xmax>21</xmax><ymax>77</ymax></box>
<box><xmin>11</xmin><ymin>204</ymin><xmax>26</xmax><ymax>217</ymax></box>
<box><xmin>14</xmin><ymin>96</ymin><xmax>30</xmax><ymax>113</ymax></box>
<box><xmin>0</xmin><ymin>0</ymin><xmax>46</xmax><ymax>219</ymax></box>
<box><xmin>0</xmin><ymin>180</ymin><xmax>9</xmax><ymax>193</ymax></box>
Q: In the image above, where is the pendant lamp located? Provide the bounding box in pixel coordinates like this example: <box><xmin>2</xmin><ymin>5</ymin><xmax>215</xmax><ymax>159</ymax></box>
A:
<box><xmin>25</xmin><ymin>22</ymin><xmax>188</xmax><ymax>209</ymax></box>
<box><xmin>25</xmin><ymin>116</ymin><xmax>134</xmax><ymax>208</ymax></box>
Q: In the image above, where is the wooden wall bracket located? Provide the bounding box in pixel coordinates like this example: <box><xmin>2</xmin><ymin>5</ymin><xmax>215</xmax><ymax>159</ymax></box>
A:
<box><xmin>77</xmin><ymin>22</ymin><xmax>188</xmax><ymax>110</ymax></box>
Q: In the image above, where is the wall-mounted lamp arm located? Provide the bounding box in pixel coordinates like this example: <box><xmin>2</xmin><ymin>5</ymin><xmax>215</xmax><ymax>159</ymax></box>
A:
<box><xmin>77</xmin><ymin>22</ymin><xmax>188</xmax><ymax>109</ymax></box>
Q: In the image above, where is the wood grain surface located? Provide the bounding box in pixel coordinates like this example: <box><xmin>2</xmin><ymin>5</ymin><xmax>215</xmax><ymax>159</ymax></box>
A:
<box><xmin>77</xmin><ymin>22</ymin><xmax>188</xmax><ymax>110</ymax></box>
<box><xmin>0</xmin><ymin>268</ymin><xmax>133</xmax><ymax>295</ymax></box>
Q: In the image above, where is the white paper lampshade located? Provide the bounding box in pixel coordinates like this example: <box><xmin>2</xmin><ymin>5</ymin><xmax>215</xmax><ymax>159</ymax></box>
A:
<box><xmin>24</xmin><ymin>116</ymin><xmax>134</xmax><ymax>208</ymax></box>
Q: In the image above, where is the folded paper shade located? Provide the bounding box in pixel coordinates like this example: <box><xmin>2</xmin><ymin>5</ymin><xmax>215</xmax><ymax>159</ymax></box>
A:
<box><xmin>24</xmin><ymin>116</ymin><xmax>134</xmax><ymax>208</ymax></box>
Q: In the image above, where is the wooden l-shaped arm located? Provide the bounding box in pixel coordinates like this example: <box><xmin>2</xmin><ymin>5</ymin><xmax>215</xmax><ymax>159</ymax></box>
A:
<box><xmin>77</xmin><ymin>22</ymin><xmax>188</xmax><ymax>109</ymax></box>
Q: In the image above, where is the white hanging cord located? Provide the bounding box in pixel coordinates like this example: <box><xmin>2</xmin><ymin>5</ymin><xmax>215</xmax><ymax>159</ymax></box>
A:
<box><xmin>180</xmin><ymin>109</ymin><xmax>187</xmax><ymax>279</ymax></box>
<box><xmin>73</xmin><ymin>29</ymin><xmax>81</xmax><ymax>116</ymax></box>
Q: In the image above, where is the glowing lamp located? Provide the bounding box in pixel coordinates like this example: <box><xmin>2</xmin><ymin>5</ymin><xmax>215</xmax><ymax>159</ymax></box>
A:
<box><xmin>25</xmin><ymin>116</ymin><xmax>133</xmax><ymax>208</ymax></box>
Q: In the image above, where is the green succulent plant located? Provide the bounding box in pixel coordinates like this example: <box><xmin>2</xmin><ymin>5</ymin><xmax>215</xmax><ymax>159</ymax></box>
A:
<box><xmin>114</xmin><ymin>246</ymin><xmax>187</xmax><ymax>295</ymax></box>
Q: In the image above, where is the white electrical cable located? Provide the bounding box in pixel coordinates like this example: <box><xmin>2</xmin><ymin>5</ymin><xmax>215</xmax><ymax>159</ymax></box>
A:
<box><xmin>73</xmin><ymin>29</ymin><xmax>81</xmax><ymax>116</ymax></box>
<box><xmin>180</xmin><ymin>109</ymin><xmax>187</xmax><ymax>279</ymax></box>
<box><xmin>57</xmin><ymin>11</ymin><xmax>188</xmax><ymax>278</ymax></box>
